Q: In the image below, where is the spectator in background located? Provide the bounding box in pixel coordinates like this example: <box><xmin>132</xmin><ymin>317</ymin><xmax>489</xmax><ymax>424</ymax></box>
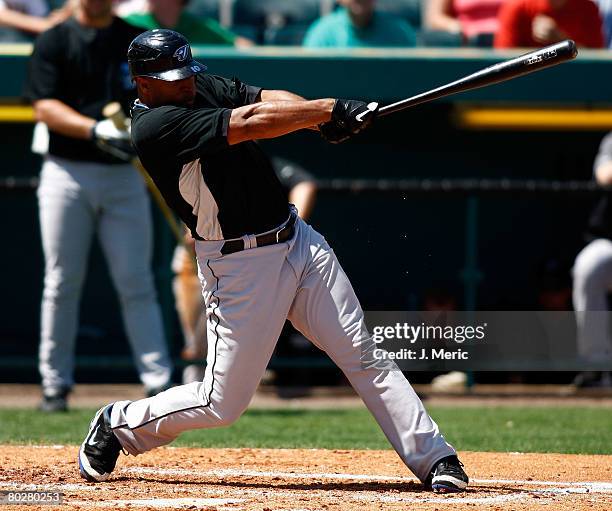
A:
<box><xmin>572</xmin><ymin>132</ymin><xmax>612</xmax><ymax>388</ymax></box>
<box><xmin>424</xmin><ymin>0</ymin><xmax>504</xmax><ymax>45</ymax></box>
<box><xmin>494</xmin><ymin>0</ymin><xmax>604</xmax><ymax>48</ymax></box>
<box><xmin>0</xmin><ymin>0</ymin><xmax>72</xmax><ymax>38</ymax></box>
<box><xmin>114</xmin><ymin>0</ymin><xmax>145</xmax><ymax>16</ymax></box>
<box><xmin>303</xmin><ymin>0</ymin><xmax>417</xmax><ymax>48</ymax></box>
<box><xmin>121</xmin><ymin>0</ymin><xmax>252</xmax><ymax>46</ymax></box>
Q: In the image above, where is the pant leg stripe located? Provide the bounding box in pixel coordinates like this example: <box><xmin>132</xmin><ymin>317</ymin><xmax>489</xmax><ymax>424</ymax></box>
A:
<box><xmin>204</xmin><ymin>259</ymin><xmax>221</xmax><ymax>407</ymax></box>
<box><xmin>113</xmin><ymin>260</ymin><xmax>222</xmax><ymax>431</ymax></box>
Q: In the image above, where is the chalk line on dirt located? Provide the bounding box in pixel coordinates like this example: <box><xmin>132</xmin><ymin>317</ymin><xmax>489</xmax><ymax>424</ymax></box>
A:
<box><xmin>68</xmin><ymin>497</ymin><xmax>242</xmax><ymax>508</ymax></box>
<box><xmin>123</xmin><ymin>466</ymin><xmax>612</xmax><ymax>492</ymax></box>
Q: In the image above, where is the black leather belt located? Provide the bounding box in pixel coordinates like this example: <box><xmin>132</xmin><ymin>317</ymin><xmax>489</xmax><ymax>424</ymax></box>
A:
<box><xmin>220</xmin><ymin>213</ymin><xmax>297</xmax><ymax>255</ymax></box>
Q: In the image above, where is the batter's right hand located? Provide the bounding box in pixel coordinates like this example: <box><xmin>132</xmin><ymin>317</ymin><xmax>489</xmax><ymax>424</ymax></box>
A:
<box><xmin>331</xmin><ymin>99</ymin><xmax>378</xmax><ymax>134</ymax></box>
<box><xmin>91</xmin><ymin>119</ymin><xmax>135</xmax><ymax>162</ymax></box>
<box><xmin>318</xmin><ymin>99</ymin><xmax>378</xmax><ymax>144</ymax></box>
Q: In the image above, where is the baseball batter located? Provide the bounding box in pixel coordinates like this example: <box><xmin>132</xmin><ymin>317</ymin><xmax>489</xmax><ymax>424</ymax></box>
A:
<box><xmin>78</xmin><ymin>29</ymin><xmax>469</xmax><ymax>493</ymax></box>
<box><xmin>23</xmin><ymin>0</ymin><xmax>173</xmax><ymax>411</ymax></box>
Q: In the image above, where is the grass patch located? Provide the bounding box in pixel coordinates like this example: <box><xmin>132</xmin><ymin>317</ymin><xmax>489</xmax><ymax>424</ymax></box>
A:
<box><xmin>0</xmin><ymin>406</ymin><xmax>610</xmax><ymax>454</ymax></box>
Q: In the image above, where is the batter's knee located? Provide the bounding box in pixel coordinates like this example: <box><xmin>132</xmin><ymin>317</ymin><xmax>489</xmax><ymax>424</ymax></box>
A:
<box><xmin>208</xmin><ymin>399</ymin><xmax>249</xmax><ymax>427</ymax></box>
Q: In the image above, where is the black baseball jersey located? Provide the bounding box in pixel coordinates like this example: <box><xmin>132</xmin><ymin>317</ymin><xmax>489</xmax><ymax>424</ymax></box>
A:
<box><xmin>23</xmin><ymin>17</ymin><xmax>142</xmax><ymax>163</ymax></box>
<box><xmin>131</xmin><ymin>74</ymin><xmax>288</xmax><ymax>241</ymax></box>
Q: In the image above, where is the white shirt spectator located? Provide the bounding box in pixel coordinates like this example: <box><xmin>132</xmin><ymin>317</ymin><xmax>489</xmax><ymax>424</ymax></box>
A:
<box><xmin>113</xmin><ymin>0</ymin><xmax>146</xmax><ymax>16</ymax></box>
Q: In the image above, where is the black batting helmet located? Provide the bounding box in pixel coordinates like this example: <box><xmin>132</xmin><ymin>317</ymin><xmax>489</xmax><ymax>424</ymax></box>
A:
<box><xmin>127</xmin><ymin>29</ymin><xmax>207</xmax><ymax>81</ymax></box>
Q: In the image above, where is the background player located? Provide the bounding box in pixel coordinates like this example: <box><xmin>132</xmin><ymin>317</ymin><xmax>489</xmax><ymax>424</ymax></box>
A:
<box><xmin>24</xmin><ymin>0</ymin><xmax>173</xmax><ymax>412</ymax></box>
<box><xmin>78</xmin><ymin>29</ymin><xmax>469</xmax><ymax>494</ymax></box>
<box><xmin>572</xmin><ymin>131</ymin><xmax>612</xmax><ymax>388</ymax></box>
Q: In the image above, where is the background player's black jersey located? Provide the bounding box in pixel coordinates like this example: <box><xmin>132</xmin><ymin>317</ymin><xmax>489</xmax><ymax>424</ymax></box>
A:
<box><xmin>24</xmin><ymin>17</ymin><xmax>142</xmax><ymax>163</ymax></box>
<box><xmin>131</xmin><ymin>74</ymin><xmax>288</xmax><ymax>241</ymax></box>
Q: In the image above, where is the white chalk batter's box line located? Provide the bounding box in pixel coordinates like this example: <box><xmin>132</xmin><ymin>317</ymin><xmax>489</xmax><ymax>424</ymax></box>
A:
<box><xmin>123</xmin><ymin>466</ymin><xmax>612</xmax><ymax>491</ymax></box>
<box><xmin>1</xmin><ymin>466</ymin><xmax>611</xmax><ymax>507</ymax></box>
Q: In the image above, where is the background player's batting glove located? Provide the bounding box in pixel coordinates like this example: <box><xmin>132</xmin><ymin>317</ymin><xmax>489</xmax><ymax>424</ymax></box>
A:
<box><xmin>91</xmin><ymin>119</ymin><xmax>135</xmax><ymax>162</ymax></box>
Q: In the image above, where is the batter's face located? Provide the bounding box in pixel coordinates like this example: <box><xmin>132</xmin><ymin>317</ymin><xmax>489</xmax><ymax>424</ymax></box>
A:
<box><xmin>136</xmin><ymin>76</ymin><xmax>197</xmax><ymax>108</ymax></box>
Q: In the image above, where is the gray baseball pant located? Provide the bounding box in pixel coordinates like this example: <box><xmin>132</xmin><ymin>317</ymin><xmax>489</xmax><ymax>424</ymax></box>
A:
<box><xmin>573</xmin><ymin>238</ymin><xmax>612</xmax><ymax>364</ymax></box>
<box><xmin>38</xmin><ymin>156</ymin><xmax>173</xmax><ymax>393</ymax></box>
<box><xmin>111</xmin><ymin>213</ymin><xmax>455</xmax><ymax>482</ymax></box>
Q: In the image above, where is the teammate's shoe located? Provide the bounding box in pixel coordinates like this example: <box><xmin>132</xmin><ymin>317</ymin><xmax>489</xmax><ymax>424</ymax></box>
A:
<box><xmin>78</xmin><ymin>404</ymin><xmax>122</xmax><ymax>482</ymax></box>
<box><xmin>428</xmin><ymin>455</ymin><xmax>469</xmax><ymax>493</ymax></box>
<box><xmin>572</xmin><ymin>371</ymin><xmax>612</xmax><ymax>388</ymax></box>
<box><xmin>39</xmin><ymin>387</ymin><xmax>69</xmax><ymax>413</ymax></box>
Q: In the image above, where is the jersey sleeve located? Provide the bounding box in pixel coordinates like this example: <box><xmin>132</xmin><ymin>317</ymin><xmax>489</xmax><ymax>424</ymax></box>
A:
<box><xmin>22</xmin><ymin>29</ymin><xmax>62</xmax><ymax>102</ymax></box>
<box><xmin>134</xmin><ymin>105</ymin><xmax>231</xmax><ymax>165</ymax></box>
<box><xmin>206</xmin><ymin>74</ymin><xmax>262</xmax><ymax>108</ymax></box>
<box><xmin>594</xmin><ymin>132</ymin><xmax>612</xmax><ymax>176</ymax></box>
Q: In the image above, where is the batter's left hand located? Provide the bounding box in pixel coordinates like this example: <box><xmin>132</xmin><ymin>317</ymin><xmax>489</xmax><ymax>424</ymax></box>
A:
<box><xmin>319</xmin><ymin>122</ymin><xmax>351</xmax><ymax>144</ymax></box>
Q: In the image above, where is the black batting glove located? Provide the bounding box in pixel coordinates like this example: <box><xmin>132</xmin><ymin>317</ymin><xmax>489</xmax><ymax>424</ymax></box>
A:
<box><xmin>331</xmin><ymin>99</ymin><xmax>378</xmax><ymax>133</ymax></box>
<box><xmin>319</xmin><ymin>122</ymin><xmax>352</xmax><ymax>144</ymax></box>
<box><xmin>319</xmin><ymin>99</ymin><xmax>379</xmax><ymax>144</ymax></box>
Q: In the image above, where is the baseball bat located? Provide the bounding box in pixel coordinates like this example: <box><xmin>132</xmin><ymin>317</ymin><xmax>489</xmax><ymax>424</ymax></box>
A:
<box><xmin>102</xmin><ymin>102</ymin><xmax>187</xmax><ymax>247</ymax></box>
<box><xmin>378</xmin><ymin>40</ymin><xmax>578</xmax><ymax>117</ymax></box>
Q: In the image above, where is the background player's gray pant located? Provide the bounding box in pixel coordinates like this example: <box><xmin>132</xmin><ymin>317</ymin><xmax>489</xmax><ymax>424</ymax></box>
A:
<box><xmin>37</xmin><ymin>156</ymin><xmax>172</xmax><ymax>393</ymax></box>
<box><xmin>573</xmin><ymin>238</ymin><xmax>612</xmax><ymax>364</ymax></box>
<box><xmin>111</xmin><ymin>214</ymin><xmax>455</xmax><ymax>482</ymax></box>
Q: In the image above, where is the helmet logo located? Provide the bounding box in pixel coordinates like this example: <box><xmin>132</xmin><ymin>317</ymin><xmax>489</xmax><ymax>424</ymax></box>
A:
<box><xmin>191</xmin><ymin>65</ymin><xmax>201</xmax><ymax>72</ymax></box>
<box><xmin>173</xmin><ymin>44</ymin><xmax>190</xmax><ymax>62</ymax></box>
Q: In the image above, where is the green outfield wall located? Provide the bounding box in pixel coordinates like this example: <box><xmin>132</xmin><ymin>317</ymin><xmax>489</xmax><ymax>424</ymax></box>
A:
<box><xmin>0</xmin><ymin>45</ymin><xmax>611</xmax><ymax>103</ymax></box>
<box><xmin>0</xmin><ymin>46</ymin><xmax>609</xmax><ymax>382</ymax></box>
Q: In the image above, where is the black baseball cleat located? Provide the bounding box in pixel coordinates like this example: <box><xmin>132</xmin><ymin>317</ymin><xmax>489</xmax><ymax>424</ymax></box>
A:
<box><xmin>39</xmin><ymin>387</ymin><xmax>70</xmax><ymax>413</ymax></box>
<box><xmin>427</xmin><ymin>455</ymin><xmax>469</xmax><ymax>493</ymax></box>
<box><xmin>78</xmin><ymin>404</ymin><xmax>122</xmax><ymax>482</ymax></box>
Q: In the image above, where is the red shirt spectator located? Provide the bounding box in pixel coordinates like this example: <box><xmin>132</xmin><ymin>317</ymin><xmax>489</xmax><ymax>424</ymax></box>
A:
<box><xmin>494</xmin><ymin>0</ymin><xmax>604</xmax><ymax>48</ymax></box>
<box><xmin>426</xmin><ymin>0</ymin><xmax>504</xmax><ymax>40</ymax></box>
<box><xmin>454</xmin><ymin>0</ymin><xmax>505</xmax><ymax>37</ymax></box>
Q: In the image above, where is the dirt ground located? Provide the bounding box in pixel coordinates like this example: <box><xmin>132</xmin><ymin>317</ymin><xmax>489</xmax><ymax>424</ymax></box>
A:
<box><xmin>0</xmin><ymin>446</ymin><xmax>610</xmax><ymax>511</ymax></box>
